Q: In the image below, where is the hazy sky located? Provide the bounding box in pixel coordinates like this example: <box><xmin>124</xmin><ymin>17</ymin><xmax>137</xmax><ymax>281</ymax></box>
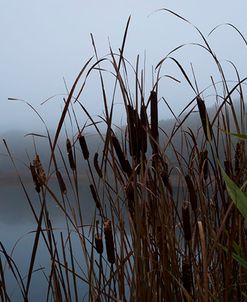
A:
<box><xmin>1</xmin><ymin>0</ymin><xmax>247</xmax><ymax>132</ymax></box>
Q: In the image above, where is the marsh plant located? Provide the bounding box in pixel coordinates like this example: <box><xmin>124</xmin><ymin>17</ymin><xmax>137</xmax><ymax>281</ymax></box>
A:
<box><xmin>1</xmin><ymin>11</ymin><xmax>247</xmax><ymax>302</ymax></box>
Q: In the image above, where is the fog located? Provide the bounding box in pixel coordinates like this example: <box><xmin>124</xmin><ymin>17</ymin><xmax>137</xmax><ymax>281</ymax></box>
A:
<box><xmin>1</xmin><ymin>3</ymin><xmax>247</xmax><ymax>298</ymax></box>
<box><xmin>1</xmin><ymin>1</ymin><xmax>247</xmax><ymax>132</ymax></box>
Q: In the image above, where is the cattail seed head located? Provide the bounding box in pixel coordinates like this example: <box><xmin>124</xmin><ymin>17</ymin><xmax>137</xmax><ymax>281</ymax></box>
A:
<box><xmin>78</xmin><ymin>134</ymin><xmax>89</xmax><ymax>160</ymax></box>
<box><xmin>30</xmin><ymin>163</ymin><xmax>40</xmax><ymax>193</ymax></box>
<box><xmin>125</xmin><ymin>182</ymin><xmax>135</xmax><ymax>217</ymax></box>
<box><xmin>140</xmin><ymin>104</ymin><xmax>148</xmax><ymax>154</ymax></box>
<box><xmin>196</xmin><ymin>96</ymin><xmax>212</xmax><ymax>141</ymax></box>
<box><xmin>199</xmin><ymin>150</ymin><xmax>208</xmax><ymax>180</ymax></box>
<box><xmin>182</xmin><ymin>256</ymin><xmax>193</xmax><ymax>296</ymax></box>
<box><xmin>94</xmin><ymin>152</ymin><xmax>103</xmax><ymax>178</ymax></box>
<box><xmin>66</xmin><ymin>139</ymin><xmax>76</xmax><ymax>170</ymax></box>
<box><xmin>95</xmin><ymin>235</ymin><xmax>103</xmax><ymax>254</ymax></box>
<box><xmin>185</xmin><ymin>175</ymin><xmax>197</xmax><ymax>211</ymax></box>
<box><xmin>235</xmin><ymin>140</ymin><xmax>245</xmax><ymax>176</ymax></box>
<box><xmin>161</xmin><ymin>161</ymin><xmax>173</xmax><ymax>194</ymax></box>
<box><xmin>224</xmin><ymin>160</ymin><xmax>233</xmax><ymax>177</ymax></box>
<box><xmin>89</xmin><ymin>184</ymin><xmax>101</xmax><ymax>210</ymax></box>
<box><xmin>104</xmin><ymin>219</ymin><xmax>115</xmax><ymax>264</ymax></box>
<box><xmin>111</xmin><ymin>134</ymin><xmax>132</xmax><ymax>176</ymax></box>
<box><xmin>127</xmin><ymin>105</ymin><xmax>138</xmax><ymax>158</ymax></box>
<box><xmin>56</xmin><ymin>170</ymin><xmax>67</xmax><ymax>195</ymax></box>
<box><xmin>33</xmin><ymin>155</ymin><xmax>46</xmax><ymax>186</ymax></box>
<box><xmin>182</xmin><ymin>201</ymin><xmax>192</xmax><ymax>241</ymax></box>
<box><xmin>150</xmin><ymin>90</ymin><xmax>159</xmax><ymax>146</ymax></box>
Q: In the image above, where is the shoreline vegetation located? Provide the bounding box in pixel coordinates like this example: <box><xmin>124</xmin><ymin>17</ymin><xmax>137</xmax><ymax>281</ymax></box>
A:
<box><xmin>1</xmin><ymin>11</ymin><xmax>247</xmax><ymax>301</ymax></box>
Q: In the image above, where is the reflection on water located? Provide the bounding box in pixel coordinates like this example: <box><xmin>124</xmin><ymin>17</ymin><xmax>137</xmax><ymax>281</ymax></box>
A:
<box><xmin>0</xmin><ymin>181</ymin><xmax>97</xmax><ymax>301</ymax></box>
<box><xmin>0</xmin><ymin>221</ymin><xmax>94</xmax><ymax>301</ymax></box>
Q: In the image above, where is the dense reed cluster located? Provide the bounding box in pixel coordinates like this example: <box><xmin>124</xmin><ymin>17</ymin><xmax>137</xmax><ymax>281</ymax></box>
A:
<box><xmin>1</xmin><ymin>12</ymin><xmax>247</xmax><ymax>302</ymax></box>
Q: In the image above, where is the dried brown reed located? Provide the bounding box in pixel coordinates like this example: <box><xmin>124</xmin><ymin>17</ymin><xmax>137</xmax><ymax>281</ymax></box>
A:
<box><xmin>1</xmin><ymin>11</ymin><xmax>247</xmax><ymax>302</ymax></box>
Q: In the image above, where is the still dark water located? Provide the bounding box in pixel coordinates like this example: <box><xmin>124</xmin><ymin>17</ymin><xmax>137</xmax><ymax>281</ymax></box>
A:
<box><xmin>0</xmin><ymin>180</ymin><xmax>97</xmax><ymax>301</ymax></box>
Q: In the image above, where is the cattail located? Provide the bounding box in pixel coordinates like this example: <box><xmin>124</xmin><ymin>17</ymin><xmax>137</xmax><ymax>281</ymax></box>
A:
<box><xmin>94</xmin><ymin>152</ymin><xmax>103</xmax><ymax>178</ymax></box>
<box><xmin>33</xmin><ymin>155</ymin><xmax>46</xmax><ymax>186</ymax></box>
<box><xmin>66</xmin><ymin>139</ymin><xmax>76</xmax><ymax>170</ymax></box>
<box><xmin>185</xmin><ymin>175</ymin><xmax>197</xmax><ymax>211</ymax></box>
<box><xmin>125</xmin><ymin>182</ymin><xmax>135</xmax><ymax>217</ymax></box>
<box><xmin>127</xmin><ymin>105</ymin><xmax>138</xmax><ymax>157</ymax></box>
<box><xmin>89</xmin><ymin>184</ymin><xmax>101</xmax><ymax>210</ymax></box>
<box><xmin>78</xmin><ymin>134</ymin><xmax>89</xmax><ymax>160</ymax></box>
<box><xmin>161</xmin><ymin>161</ymin><xmax>173</xmax><ymax>194</ymax></box>
<box><xmin>224</xmin><ymin>160</ymin><xmax>233</xmax><ymax>177</ymax></box>
<box><xmin>182</xmin><ymin>201</ymin><xmax>192</xmax><ymax>241</ymax></box>
<box><xmin>140</xmin><ymin>104</ymin><xmax>148</xmax><ymax>154</ymax></box>
<box><xmin>199</xmin><ymin>150</ymin><xmax>208</xmax><ymax>180</ymax></box>
<box><xmin>111</xmin><ymin>134</ymin><xmax>132</xmax><ymax>176</ymax></box>
<box><xmin>196</xmin><ymin>96</ymin><xmax>212</xmax><ymax>141</ymax></box>
<box><xmin>150</xmin><ymin>90</ymin><xmax>159</xmax><ymax>146</ymax></box>
<box><xmin>104</xmin><ymin>219</ymin><xmax>115</xmax><ymax>264</ymax></box>
<box><xmin>95</xmin><ymin>234</ymin><xmax>103</xmax><ymax>254</ymax></box>
<box><xmin>95</xmin><ymin>220</ymin><xmax>103</xmax><ymax>254</ymax></box>
<box><xmin>235</xmin><ymin>145</ymin><xmax>240</xmax><ymax>175</ymax></box>
<box><xmin>30</xmin><ymin>163</ymin><xmax>40</xmax><ymax>193</ymax></box>
<box><xmin>56</xmin><ymin>170</ymin><xmax>67</xmax><ymax>195</ymax></box>
<box><xmin>234</xmin><ymin>140</ymin><xmax>245</xmax><ymax>175</ymax></box>
<box><xmin>182</xmin><ymin>256</ymin><xmax>193</xmax><ymax>297</ymax></box>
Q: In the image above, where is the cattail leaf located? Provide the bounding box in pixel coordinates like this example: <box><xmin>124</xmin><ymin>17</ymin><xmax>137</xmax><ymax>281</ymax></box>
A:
<box><xmin>219</xmin><ymin>243</ymin><xmax>247</xmax><ymax>270</ymax></box>
<box><xmin>220</xmin><ymin>165</ymin><xmax>247</xmax><ymax>220</ymax></box>
<box><xmin>220</xmin><ymin>129</ymin><xmax>247</xmax><ymax>140</ymax></box>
